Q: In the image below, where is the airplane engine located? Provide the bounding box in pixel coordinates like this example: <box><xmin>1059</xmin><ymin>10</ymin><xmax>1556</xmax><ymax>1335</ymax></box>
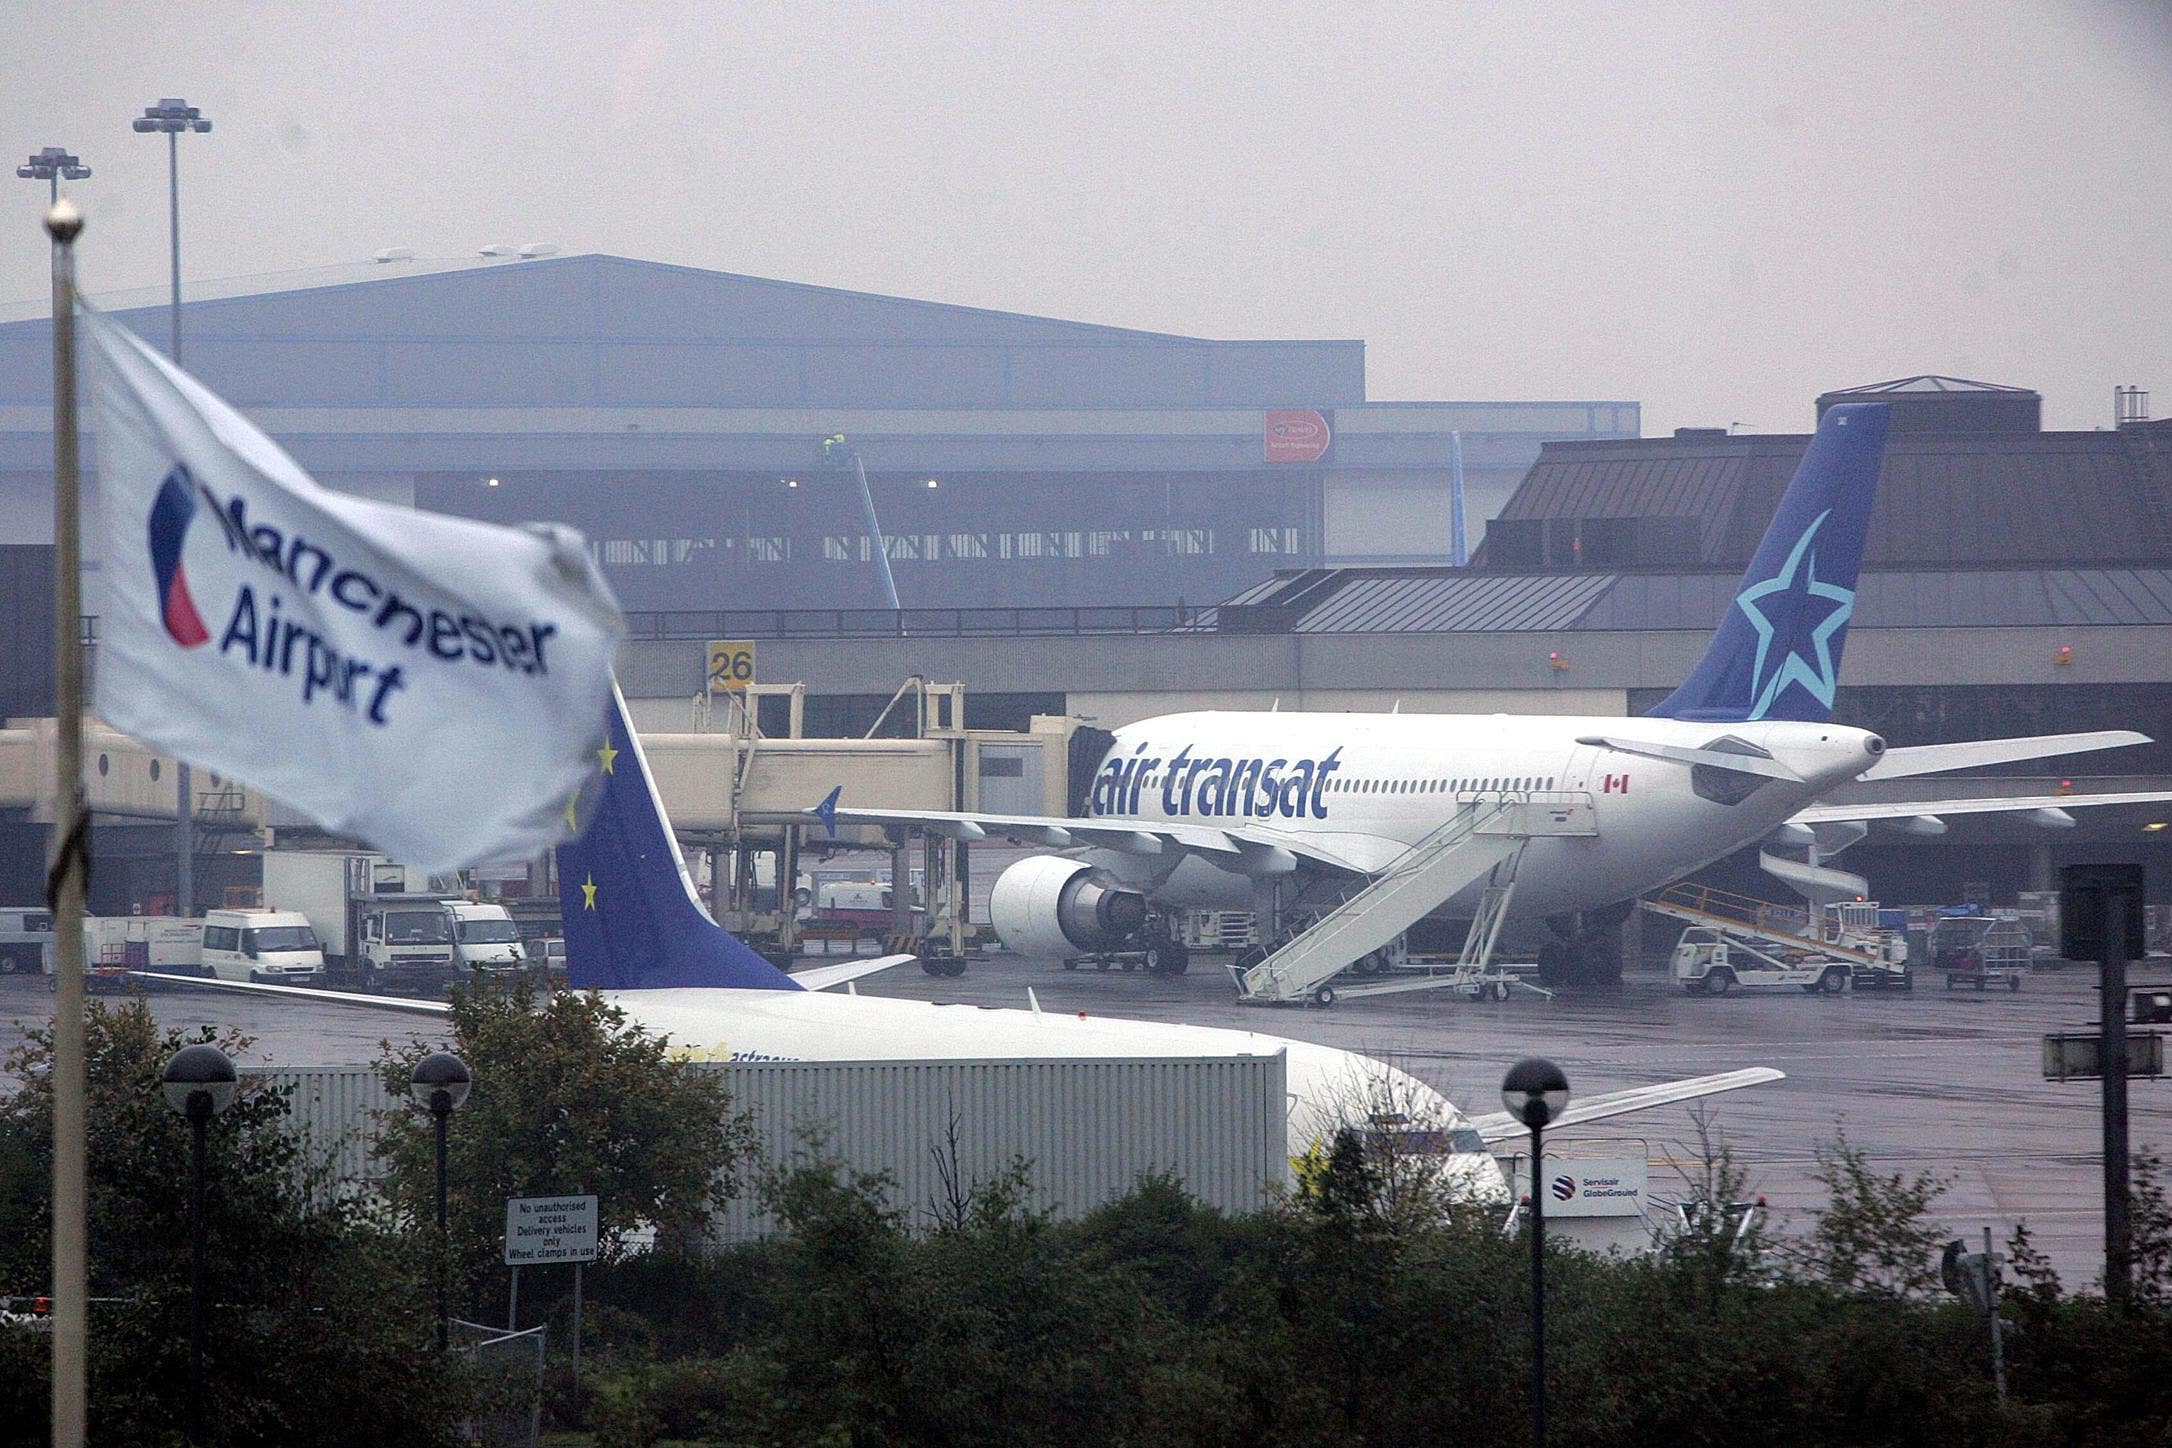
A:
<box><xmin>988</xmin><ymin>856</ymin><xmax>1149</xmax><ymax>959</ymax></box>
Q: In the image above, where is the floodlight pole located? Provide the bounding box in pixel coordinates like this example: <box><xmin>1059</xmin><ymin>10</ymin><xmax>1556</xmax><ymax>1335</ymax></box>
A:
<box><xmin>135</xmin><ymin>98</ymin><xmax>210</xmax><ymax>918</ymax></box>
<box><xmin>46</xmin><ymin>198</ymin><xmax>90</xmax><ymax>1448</ymax></box>
<box><xmin>166</xmin><ymin>126</ymin><xmax>192</xmax><ymax>920</ymax></box>
<box><xmin>17</xmin><ymin>149</ymin><xmax>91</xmax><ymax>207</ymax></box>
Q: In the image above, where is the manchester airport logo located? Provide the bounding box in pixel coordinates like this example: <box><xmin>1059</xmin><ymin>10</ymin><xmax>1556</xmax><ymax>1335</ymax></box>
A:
<box><xmin>147</xmin><ymin>466</ymin><xmax>211</xmax><ymax>647</ymax></box>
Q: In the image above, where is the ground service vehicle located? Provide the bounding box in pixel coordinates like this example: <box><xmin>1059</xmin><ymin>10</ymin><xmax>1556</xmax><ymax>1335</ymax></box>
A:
<box><xmin>1675</xmin><ymin>929</ymin><xmax>1853</xmax><ymax>996</ymax></box>
<box><xmin>356</xmin><ymin>897</ymin><xmax>458</xmax><ymax>991</ymax></box>
<box><xmin>200</xmin><ymin>909</ymin><xmax>325</xmax><ymax>984</ymax></box>
<box><xmin>0</xmin><ymin>909</ymin><xmax>53</xmax><ymax>975</ymax></box>
<box><xmin>445</xmin><ymin>901</ymin><xmax>526</xmax><ymax>971</ymax></box>
<box><xmin>259</xmin><ymin>851</ymin><xmax>455</xmax><ymax>991</ymax></box>
<box><xmin>1931</xmin><ymin>910</ymin><xmax>2030</xmax><ymax>991</ymax></box>
<box><xmin>83</xmin><ymin>916</ymin><xmax>205</xmax><ymax>976</ymax></box>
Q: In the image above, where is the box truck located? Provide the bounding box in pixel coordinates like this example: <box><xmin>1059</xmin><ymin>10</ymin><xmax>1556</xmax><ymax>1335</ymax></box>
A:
<box><xmin>259</xmin><ymin>851</ymin><xmax>456</xmax><ymax>993</ymax></box>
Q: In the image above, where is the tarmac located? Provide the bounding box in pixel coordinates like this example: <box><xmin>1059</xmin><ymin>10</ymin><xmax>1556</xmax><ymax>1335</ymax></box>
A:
<box><xmin>2</xmin><ymin>952</ymin><xmax>2165</xmax><ymax>1288</ymax></box>
<box><xmin>859</xmin><ymin>948</ymin><xmax>2172</xmax><ymax>1288</ymax></box>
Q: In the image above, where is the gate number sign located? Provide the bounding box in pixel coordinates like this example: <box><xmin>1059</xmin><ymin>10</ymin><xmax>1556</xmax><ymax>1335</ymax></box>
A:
<box><xmin>504</xmin><ymin>1194</ymin><xmax>599</xmax><ymax>1265</ymax></box>
<box><xmin>707</xmin><ymin>640</ymin><xmax>756</xmax><ymax>693</ymax></box>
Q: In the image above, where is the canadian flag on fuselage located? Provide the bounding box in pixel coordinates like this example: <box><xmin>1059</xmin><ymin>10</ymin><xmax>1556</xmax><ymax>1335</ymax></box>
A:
<box><xmin>1647</xmin><ymin>403</ymin><xmax>1891</xmax><ymax>725</ymax></box>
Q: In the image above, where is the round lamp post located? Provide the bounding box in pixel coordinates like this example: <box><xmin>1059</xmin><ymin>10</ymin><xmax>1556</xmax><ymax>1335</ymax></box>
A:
<box><xmin>1502</xmin><ymin>1057</ymin><xmax>1569</xmax><ymax>1448</ymax></box>
<box><xmin>410</xmin><ymin>1052</ymin><xmax>471</xmax><ymax>1350</ymax></box>
<box><xmin>162</xmin><ymin>1044</ymin><xmax>237</xmax><ymax>1442</ymax></box>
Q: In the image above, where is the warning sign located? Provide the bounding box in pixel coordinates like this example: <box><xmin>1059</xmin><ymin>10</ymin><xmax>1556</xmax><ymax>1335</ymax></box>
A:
<box><xmin>503</xmin><ymin>1194</ymin><xmax>599</xmax><ymax>1265</ymax></box>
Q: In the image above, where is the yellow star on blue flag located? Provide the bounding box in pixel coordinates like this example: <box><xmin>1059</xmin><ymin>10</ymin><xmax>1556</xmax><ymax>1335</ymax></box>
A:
<box><xmin>581</xmin><ymin>873</ymin><xmax>598</xmax><ymax>910</ymax></box>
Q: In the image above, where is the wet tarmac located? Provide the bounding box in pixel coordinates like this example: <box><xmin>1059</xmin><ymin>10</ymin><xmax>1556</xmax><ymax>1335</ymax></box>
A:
<box><xmin>4</xmin><ymin>953</ymin><xmax>2165</xmax><ymax>1287</ymax></box>
<box><xmin>862</xmin><ymin>949</ymin><xmax>2172</xmax><ymax>1288</ymax></box>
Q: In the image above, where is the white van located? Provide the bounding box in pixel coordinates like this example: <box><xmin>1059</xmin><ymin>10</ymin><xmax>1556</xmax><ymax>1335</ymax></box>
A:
<box><xmin>201</xmin><ymin>909</ymin><xmax>325</xmax><ymax>984</ymax></box>
<box><xmin>445</xmin><ymin>901</ymin><xmax>526</xmax><ymax>971</ymax></box>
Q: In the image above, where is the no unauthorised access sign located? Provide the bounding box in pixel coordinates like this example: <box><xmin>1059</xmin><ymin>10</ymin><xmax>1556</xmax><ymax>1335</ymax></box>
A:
<box><xmin>504</xmin><ymin>1193</ymin><xmax>599</xmax><ymax>1265</ymax></box>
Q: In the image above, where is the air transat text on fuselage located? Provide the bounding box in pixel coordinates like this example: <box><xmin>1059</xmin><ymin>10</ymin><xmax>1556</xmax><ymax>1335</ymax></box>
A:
<box><xmin>1092</xmin><ymin>743</ymin><xmax>1344</xmax><ymax>820</ymax></box>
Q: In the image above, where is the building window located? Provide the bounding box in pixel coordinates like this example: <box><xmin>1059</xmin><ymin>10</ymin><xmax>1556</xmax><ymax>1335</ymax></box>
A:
<box><xmin>599</xmin><ymin>537</ymin><xmax>715</xmax><ymax>566</ymax></box>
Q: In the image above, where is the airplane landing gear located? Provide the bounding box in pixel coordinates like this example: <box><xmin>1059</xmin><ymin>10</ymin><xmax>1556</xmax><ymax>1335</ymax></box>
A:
<box><xmin>1537</xmin><ymin>905</ymin><xmax>1629</xmax><ymax>993</ymax></box>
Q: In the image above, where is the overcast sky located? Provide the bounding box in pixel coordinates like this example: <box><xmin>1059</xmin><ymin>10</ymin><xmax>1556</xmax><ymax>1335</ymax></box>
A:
<box><xmin>9</xmin><ymin>1</ymin><xmax>2168</xmax><ymax>434</ymax></box>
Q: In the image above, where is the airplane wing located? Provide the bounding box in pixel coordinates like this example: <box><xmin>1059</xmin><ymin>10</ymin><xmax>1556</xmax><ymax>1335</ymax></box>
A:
<box><xmin>1467</xmin><ymin>1067</ymin><xmax>1785</xmax><ymax>1145</ymax></box>
<box><xmin>1862</xmin><ymin>730</ymin><xmax>2150</xmax><ymax>780</ymax></box>
<box><xmin>805</xmin><ymin>800</ymin><xmax>1402</xmax><ymax>877</ymax></box>
<box><xmin>1792</xmin><ymin>789</ymin><xmax>2172</xmax><ymax>826</ymax></box>
<box><xmin>789</xmin><ymin>955</ymin><xmax>916</xmax><ymax>991</ymax></box>
<box><xmin>124</xmin><ymin>971</ymin><xmax>453</xmax><ymax>1015</ymax></box>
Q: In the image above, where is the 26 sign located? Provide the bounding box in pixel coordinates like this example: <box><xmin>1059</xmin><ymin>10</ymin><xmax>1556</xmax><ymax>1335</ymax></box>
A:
<box><xmin>706</xmin><ymin>640</ymin><xmax>756</xmax><ymax>694</ymax></box>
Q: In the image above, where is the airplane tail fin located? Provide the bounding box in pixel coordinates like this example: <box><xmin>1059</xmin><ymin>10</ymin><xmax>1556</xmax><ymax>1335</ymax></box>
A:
<box><xmin>1646</xmin><ymin>403</ymin><xmax>1891</xmax><ymax>724</ymax></box>
<box><xmin>556</xmin><ymin>684</ymin><xmax>803</xmax><ymax>992</ymax></box>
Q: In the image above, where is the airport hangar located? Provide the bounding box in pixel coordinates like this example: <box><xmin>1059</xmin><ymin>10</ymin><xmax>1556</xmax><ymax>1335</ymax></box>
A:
<box><xmin>0</xmin><ymin>251</ymin><xmax>1632</xmax><ymax>909</ymax></box>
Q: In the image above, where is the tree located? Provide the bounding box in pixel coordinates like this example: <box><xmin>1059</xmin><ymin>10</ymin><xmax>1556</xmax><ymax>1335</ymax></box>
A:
<box><xmin>372</xmin><ymin>978</ymin><xmax>757</xmax><ymax>1311</ymax></box>
<box><xmin>2128</xmin><ymin>1148</ymin><xmax>2172</xmax><ymax>1308</ymax></box>
<box><xmin>1794</xmin><ymin>1133</ymin><xmax>1953</xmax><ymax>1298</ymax></box>
<box><xmin>0</xmin><ymin>997</ymin><xmax>462</xmax><ymax>1447</ymax></box>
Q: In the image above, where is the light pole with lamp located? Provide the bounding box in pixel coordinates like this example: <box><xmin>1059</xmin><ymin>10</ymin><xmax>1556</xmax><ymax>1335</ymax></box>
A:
<box><xmin>16</xmin><ymin>148</ymin><xmax>91</xmax><ymax>206</ymax></box>
<box><xmin>161</xmin><ymin>1043</ymin><xmax>238</xmax><ymax>1442</ymax></box>
<box><xmin>410</xmin><ymin>1052</ymin><xmax>472</xmax><ymax>1351</ymax></box>
<box><xmin>131</xmin><ymin>97</ymin><xmax>210</xmax><ymax>918</ymax></box>
<box><xmin>1501</xmin><ymin>1057</ymin><xmax>1569</xmax><ymax>1448</ymax></box>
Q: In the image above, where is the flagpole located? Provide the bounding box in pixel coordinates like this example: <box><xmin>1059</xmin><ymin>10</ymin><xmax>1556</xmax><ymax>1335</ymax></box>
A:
<box><xmin>45</xmin><ymin>198</ymin><xmax>90</xmax><ymax>1448</ymax></box>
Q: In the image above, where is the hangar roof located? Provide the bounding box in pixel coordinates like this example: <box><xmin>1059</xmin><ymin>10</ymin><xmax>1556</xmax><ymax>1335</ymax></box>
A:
<box><xmin>0</xmin><ymin>252</ymin><xmax>1363</xmax><ymax>411</ymax></box>
<box><xmin>1489</xmin><ymin>421</ymin><xmax>2172</xmax><ymax>569</ymax></box>
<box><xmin>1209</xmin><ymin>565</ymin><xmax>2172</xmax><ymax>633</ymax></box>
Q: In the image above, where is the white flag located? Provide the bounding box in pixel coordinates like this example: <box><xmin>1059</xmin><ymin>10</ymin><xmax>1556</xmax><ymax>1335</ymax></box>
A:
<box><xmin>85</xmin><ymin>306</ymin><xmax>624</xmax><ymax>872</ymax></box>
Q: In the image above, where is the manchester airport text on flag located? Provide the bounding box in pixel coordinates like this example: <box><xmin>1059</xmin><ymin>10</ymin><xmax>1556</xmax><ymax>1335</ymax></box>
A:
<box><xmin>84</xmin><ymin>305</ymin><xmax>624</xmax><ymax>872</ymax></box>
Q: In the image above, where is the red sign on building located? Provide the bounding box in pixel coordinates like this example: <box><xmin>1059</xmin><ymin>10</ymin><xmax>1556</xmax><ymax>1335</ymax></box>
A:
<box><xmin>1264</xmin><ymin>408</ymin><xmax>1332</xmax><ymax>464</ymax></box>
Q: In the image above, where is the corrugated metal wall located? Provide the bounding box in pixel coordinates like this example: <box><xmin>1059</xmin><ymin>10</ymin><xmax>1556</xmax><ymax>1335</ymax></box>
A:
<box><xmin>712</xmin><ymin>1055</ymin><xmax>1287</xmax><ymax>1238</ymax></box>
<box><xmin>242</xmin><ymin>1055</ymin><xmax>1288</xmax><ymax>1235</ymax></box>
<box><xmin>242</xmin><ymin>1066</ymin><xmax>391</xmax><ymax>1195</ymax></box>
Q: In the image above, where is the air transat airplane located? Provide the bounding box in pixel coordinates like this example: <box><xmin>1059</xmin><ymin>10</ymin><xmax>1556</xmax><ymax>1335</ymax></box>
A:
<box><xmin>156</xmin><ymin>683</ymin><xmax>1786</xmax><ymax>1199</ymax></box>
<box><xmin>820</xmin><ymin>402</ymin><xmax>2169</xmax><ymax>988</ymax></box>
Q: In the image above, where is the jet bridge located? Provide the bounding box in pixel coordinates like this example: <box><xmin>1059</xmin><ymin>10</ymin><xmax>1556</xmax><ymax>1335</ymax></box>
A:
<box><xmin>1234</xmin><ymin>793</ymin><xmax>1597</xmax><ymax>1006</ymax></box>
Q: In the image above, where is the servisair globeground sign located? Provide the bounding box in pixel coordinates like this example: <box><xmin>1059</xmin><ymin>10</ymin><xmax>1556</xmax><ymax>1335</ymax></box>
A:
<box><xmin>86</xmin><ymin>306</ymin><xmax>624</xmax><ymax>872</ymax></box>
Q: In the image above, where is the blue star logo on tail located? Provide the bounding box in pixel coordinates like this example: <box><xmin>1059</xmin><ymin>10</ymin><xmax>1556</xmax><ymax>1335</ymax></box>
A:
<box><xmin>1735</xmin><ymin>508</ymin><xmax>1854</xmax><ymax>720</ymax></box>
<box><xmin>813</xmin><ymin>786</ymin><xmax>842</xmax><ymax>840</ymax></box>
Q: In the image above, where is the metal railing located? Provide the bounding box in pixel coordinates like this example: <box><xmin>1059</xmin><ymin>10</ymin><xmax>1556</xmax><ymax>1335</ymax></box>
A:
<box><xmin>77</xmin><ymin>605</ymin><xmax>1211</xmax><ymax>645</ymax></box>
<box><xmin>621</xmin><ymin>604</ymin><xmax>1210</xmax><ymax>640</ymax></box>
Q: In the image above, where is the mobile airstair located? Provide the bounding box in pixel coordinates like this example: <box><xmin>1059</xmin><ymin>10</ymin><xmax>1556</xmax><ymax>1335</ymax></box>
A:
<box><xmin>1644</xmin><ymin>883</ymin><xmax>1908</xmax><ymax>995</ymax></box>
<box><xmin>1234</xmin><ymin>793</ymin><xmax>1595</xmax><ymax>1006</ymax></box>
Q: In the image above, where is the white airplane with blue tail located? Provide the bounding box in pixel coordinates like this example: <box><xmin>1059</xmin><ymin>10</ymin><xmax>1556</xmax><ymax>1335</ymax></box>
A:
<box><xmin>815</xmin><ymin>402</ymin><xmax>2168</xmax><ymax>993</ymax></box>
